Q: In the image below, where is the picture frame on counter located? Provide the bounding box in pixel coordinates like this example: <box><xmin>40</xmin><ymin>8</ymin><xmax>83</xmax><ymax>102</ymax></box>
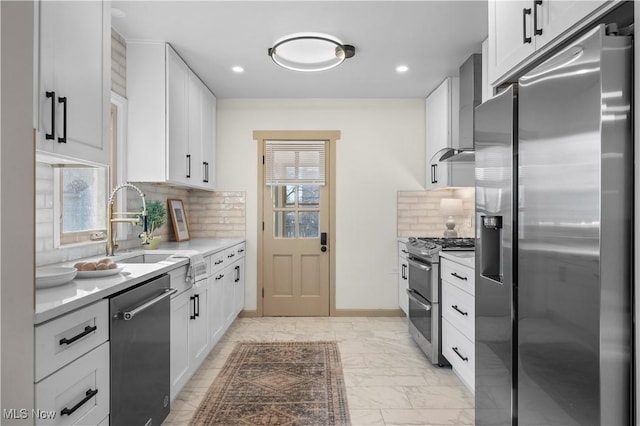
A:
<box><xmin>168</xmin><ymin>199</ymin><xmax>190</xmax><ymax>241</ymax></box>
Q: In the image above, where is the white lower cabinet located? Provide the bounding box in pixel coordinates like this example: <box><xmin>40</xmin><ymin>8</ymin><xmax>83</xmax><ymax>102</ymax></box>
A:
<box><xmin>170</xmin><ymin>289</ymin><xmax>191</xmax><ymax>401</ymax></box>
<box><xmin>34</xmin><ymin>299</ymin><xmax>110</xmax><ymax>425</ymax></box>
<box><xmin>440</xmin><ymin>256</ymin><xmax>475</xmax><ymax>392</ymax></box>
<box><xmin>398</xmin><ymin>241</ymin><xmax>409</xmax><ymax>315</ymax></box>
<box><xmin>35</xmin><ymin>342</ymin><xmax>109</xmax><ymax>425</ymax></box>
<box><xmin>208</xmin><ymin>271</ymin><xmax>225</xmax><ymax>348</ymax></box>
<box><xmin>170</xmin><ymin>242</ymin><xmax>246</xmax><ymax>401</ymax></box>
<box><xmin>169</xmin><ymin>276</ymin><xmax>209</xmax><ymax>402</ymax></box>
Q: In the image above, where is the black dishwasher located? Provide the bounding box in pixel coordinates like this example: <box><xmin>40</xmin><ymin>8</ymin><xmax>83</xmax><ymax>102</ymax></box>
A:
<box><xmin>110</xmin><ymin>274</ymin><xmax>175</xmax><ymax>426</ymax></box>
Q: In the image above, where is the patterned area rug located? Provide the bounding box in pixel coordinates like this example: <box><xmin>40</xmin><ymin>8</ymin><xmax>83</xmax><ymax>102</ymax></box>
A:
<box><xmin>190</xmin><ymin>341</ymin><xmax>350</xmax><ymax>425</ymax></box>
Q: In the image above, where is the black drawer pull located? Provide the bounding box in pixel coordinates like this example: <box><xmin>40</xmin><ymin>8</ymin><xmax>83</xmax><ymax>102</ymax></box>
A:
<box><xmin>238</xmin><ymin>249</ymin><xmax>245</xmax><ymax>253</ymax></box>
<box><xmin>522</xmin><ymin>8</ymin><xmax>532</xmax><ymax>44</ymax></box>
<box><xmin>58</xmin><ymin>96</ymin><xmax>67</xmax><ymax>143</ymax></box>
<box><xmin>452</xmin><ymin>305</ymin><xmax>468</xmax><ymax>316</ymax></box>
<box><xmin>214</xmin><ymin>260</ymin><xmax>223</xmax><ymax>265</ymax></box>
<box><xmin>228</xmin><ymin>253</ymin><xmax>235</xmax><ymax>258</ymax></box>
<box><xmin>190</xmin><ymin>295</ymin><xmax>196</xmax><ymax>320</ymax></box>
<box><xmin>452</xmin><ymin>347</ymin><xmax>468</xmax><ymax>362</ymax></box>
<box><xmin>61</xmin><ymin>388</ymin><xmax>98</xmax><ymax>416</ymax></box>
<box><xmin>59</xmin><ymin>325</ymin><xmax>97</xmax><ymax>346</ymax></box>
<box><xmin>216</xmin><ymin>274</ymin><xmax>224</xmax><ymax>280</ymax></box>
<box><xmin>45</xmin><ymin>91</ymin><xmax>56</xmax><ymax>140</ymax></box>
<box><xmin>533</xmin><ymin>0</ymin><xmax>543</xmax><ymax>36</ymax></box>
<box><xmin>451</xmin><ymin>272</ymin><xmax>468</xmax><ymax>281</ymax></box>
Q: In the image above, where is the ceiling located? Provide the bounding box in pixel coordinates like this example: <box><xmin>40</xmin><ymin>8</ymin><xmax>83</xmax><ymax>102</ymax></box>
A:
<box><xmin>112</xmin><ymin>1</ymin><xmax>488</xmax><ymax>99</ymax></box>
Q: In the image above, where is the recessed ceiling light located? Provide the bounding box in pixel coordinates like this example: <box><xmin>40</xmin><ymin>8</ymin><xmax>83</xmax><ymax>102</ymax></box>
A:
<box><xmin>111</xmin><ymin>7</ymin><xmax>126</xmax><ymax>18</ymax></box>
<box><xmin>396</xmin><ymin>65</ymin><xmax>409</xmax><ymax>73</ymax></box>
<box><xmin>268</xmin><ymin>33</ymin><xmax>356</xmax><ymax>72</ymax></box>
<box><xmin>232</xmin><ymin>66</ymin><xmax>244</xmax><ymax>73</ymax></box>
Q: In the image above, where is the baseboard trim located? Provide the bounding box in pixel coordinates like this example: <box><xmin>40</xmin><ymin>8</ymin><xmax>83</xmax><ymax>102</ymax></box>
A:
<box><xmin>333</xmin><ymin>308</ymin><xmax>405</xmax><ymax>317</ymax></box>
<box><xmin>240</xmin><ymin>309</ymin><xmax>405</xmax><ymax>318</ymax></box>
<box><xmin>239</xmin><ymin>309</ymin><xmax>258</xmax><ymax>318</ymax></box>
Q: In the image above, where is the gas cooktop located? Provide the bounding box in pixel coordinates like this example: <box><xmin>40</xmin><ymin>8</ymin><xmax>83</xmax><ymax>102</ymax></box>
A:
<box><xmin>406</xmin><ymin>237</ymin><xmax>475</xmax><ymax>259</ymax></box>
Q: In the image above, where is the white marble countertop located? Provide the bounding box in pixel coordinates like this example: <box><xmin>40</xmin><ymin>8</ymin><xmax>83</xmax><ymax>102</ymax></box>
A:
<box><xmin>35</xmin><ymin>238</ymin><xmax>244</xmax><ymax>325</ymax></box>
<box><xmin>439</xmin><ymin>250</ymin><xmax>475</xmax><ymax>269</ymax></box>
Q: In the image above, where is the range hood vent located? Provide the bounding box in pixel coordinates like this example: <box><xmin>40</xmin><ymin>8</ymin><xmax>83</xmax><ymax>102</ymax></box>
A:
<box><xmin>439</xmin><ymin>53</ymin><xmax>481</xmax><ymax>163</ymax></box>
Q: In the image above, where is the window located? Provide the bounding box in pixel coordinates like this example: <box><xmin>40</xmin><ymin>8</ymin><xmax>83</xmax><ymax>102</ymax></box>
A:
<box><xmin>57</xmin><ymin>166</ymin><xmax>108</xmax><ymax>245</ymax></box>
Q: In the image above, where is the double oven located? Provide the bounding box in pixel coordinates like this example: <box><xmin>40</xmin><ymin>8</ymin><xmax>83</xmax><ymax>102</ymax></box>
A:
<box><xmin>406</xmin><ymin>237</ymin><xmax>474</xmax><ymax>366</ymax></box>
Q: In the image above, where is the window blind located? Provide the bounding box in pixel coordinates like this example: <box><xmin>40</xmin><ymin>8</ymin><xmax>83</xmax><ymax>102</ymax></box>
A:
<box><xmin>265</xmin><ymin>141</ymin><xmax>326</xmax><ymax>186</ymax></box>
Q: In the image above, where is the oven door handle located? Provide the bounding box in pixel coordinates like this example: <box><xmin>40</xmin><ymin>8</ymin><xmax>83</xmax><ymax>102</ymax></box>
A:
<box><xmin>406</xmin><ymin>289</ymin><xmax>432</xmax><ymax>311</ymax></box>
<box><xmin>407</xmin><ymin>257</ymin><xmax>432</xmax><ymax>272</ymax></box>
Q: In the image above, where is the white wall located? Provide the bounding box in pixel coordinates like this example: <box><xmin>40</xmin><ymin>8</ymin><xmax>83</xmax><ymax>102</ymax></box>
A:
<box><xmin>1</xmin><ymin>1</ymin><xmax>35</xmax><ymax>421</ymax></box>
<box><xmin>217</xmin><ymin>99</ymin><xmax>425</xmax><ymax>311</ymax></box>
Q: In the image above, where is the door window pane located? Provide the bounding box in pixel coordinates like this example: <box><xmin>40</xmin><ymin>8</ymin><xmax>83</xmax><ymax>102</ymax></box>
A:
<box><xmin>298</xmin><ymin>185</ymin><xmax>320</xmax><ymax>208</ymax></box>
<box><xmin>299</xmin><ymin>211</ymin><xmax>319</xmax><ymax>238</ymax></box>
<box><xmin>273</xmin><ymin>211</ymin><xmax>295</xmax><ymax>238</ymax></box>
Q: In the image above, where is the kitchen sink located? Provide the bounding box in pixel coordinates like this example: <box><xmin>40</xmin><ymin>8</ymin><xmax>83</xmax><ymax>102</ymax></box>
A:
<box><xmin>118</xmin><ymin>253</ymin><xmax>173</xmax><ymax>264</ymax></box>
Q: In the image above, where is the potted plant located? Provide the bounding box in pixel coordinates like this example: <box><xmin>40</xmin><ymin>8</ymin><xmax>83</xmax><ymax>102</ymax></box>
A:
<box><xmin>145</xmin><ymin>200</ymin><xmax>166</xmax><ymax>249</ymax></box>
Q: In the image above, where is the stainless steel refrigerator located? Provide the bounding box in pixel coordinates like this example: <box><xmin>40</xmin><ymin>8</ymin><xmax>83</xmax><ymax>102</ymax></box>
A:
<box><xmin>475</xmin><ymin>24</ymin><xmax>632</xmax><ymax>426</ymax></box>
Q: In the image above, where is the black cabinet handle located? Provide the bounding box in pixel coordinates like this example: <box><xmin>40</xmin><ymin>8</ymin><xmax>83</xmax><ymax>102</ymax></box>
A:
<box><xmin>216</xmin><ymin>274</ymin><xmax>224</xmax><ymax>280</ymax></box>
<box><xmin>451</xmin><ymin>272</ymin><xmax>468</xmax><ymax>281</ymax></box>
<box><xmin>452</xmin><ymin>304</ymin><xmax>468</xmax><ymax>316</ymax></box>
<box><xmin>59</xmin><ymin>325</ymin><xmax>97</xmax><ymax>346</ymax></box>
<box><xmin>227</xmin><ymin>253</ymin><xmax>235</xmax><ymax>259</ymax></box>
<box><xmin>186</xmin><ymin>154</ymin><xmax>191</xmax><ymax>178</ymax></box>
<box><xmin>452</xmin><ymin>347</ymin><xmax>468</xmax><ymax>362</ymax></box>
<box><xmin>190</xmin><ymin>295</ymin><xmax>196</xmax><ymax>319</ymax></box>
<box><xmin>431</xmin><ymin>164</ymin><xmax>438</xmax><ymax>184</ymax></box>
<box><xmin>45</xmin><ymin>91</ymin><xmax>56</xmax><ymax>140</ymax></box>
<box><xmin>522</xmin><ymin>8</ymin><xmax>532</xmax><ymax>43</ymax></box>
<box><xmin>401</xmin><ymin>264</ymin><xmax>407</xmax><ymax>280</ymax></box>
<box><xmin>235</xmin><ymin>265</ymin><xmax>240</xmax><ymax>283</ymax></box>
<box><xmin>203</xmin><ymin>162</ymin><xmax>209</xmax><ymax>183</ymax></box>
<box><xmin>534</xmin><ymin>0</ymin><xmax>543</xmax><ymax>36</ymax></box>
<box><xmin>214</xmin><ymin>260</ymin><xmax>223</xmax><ymax>265</ymax></box>
<box><xmin>238</xmin><ymin>249</ymin><xmax>244</xmax><ymax>253</ymax></box>
<box><xmin>58</xmin><ymin>97</ymin><xmax>67</xmax><ymax>143</ymax></box>
<box><xmin>194</xmin><ymin>294</ymin><xmax>200</xmax><ymax>318</ymax></box>
<box><xmin>61</xmin><ymin>389</ymin><xmax>98</xmax><ymax>416</ymax></box>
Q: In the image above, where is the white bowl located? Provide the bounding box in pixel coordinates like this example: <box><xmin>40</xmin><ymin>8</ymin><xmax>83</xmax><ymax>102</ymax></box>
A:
<box><xmin>36</xmin><ymin>267</ymin><xmax>77</xmax><ymax>289</ymax></box>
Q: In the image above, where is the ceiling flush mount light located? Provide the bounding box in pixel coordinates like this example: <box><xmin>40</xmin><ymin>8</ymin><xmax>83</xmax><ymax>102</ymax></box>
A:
<box><xmin>396</xmin><ymin>65</ymin><xmax>409</xmax><ymax>73</ymax></box>
<box><xmin>232</xmin><ymin>66</ymin><xmax>244</xmax><ymax>73</ymax></box>
<box><xmin>268</xmin><ymin>33</ymin><xmax>355</xmax><ymax>72</ymax></box>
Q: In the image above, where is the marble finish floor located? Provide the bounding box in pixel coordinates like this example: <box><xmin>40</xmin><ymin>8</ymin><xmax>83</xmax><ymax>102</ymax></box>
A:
<box><xmin>163</xmin><ymin>317</ymin><xmax>474</xmax><ymax>426</ymax></box>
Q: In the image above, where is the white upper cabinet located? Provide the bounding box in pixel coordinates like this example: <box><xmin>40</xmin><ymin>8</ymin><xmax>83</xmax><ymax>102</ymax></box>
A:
<box><xmin>425</xmin><ymin>77</ymin><xmax>460</xmax><ymax>190</ymax></box>
<box><xmin>488</xmin><ymin>0</ymin><xmax>608</xmax><ymax>85</ymax></box>
<box><xmin>36</xmin><ymin>0</ymin><xmax>110</xmax><ymax>165</ymax></box>
<box><xmin>127</xmin><ymin>42</ymin><xmax>217</xmax><ymax>191</ymax></box>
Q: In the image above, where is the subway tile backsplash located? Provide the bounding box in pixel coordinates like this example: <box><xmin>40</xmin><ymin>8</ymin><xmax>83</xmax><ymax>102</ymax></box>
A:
<box><xmin>397</xmin><ymin>188</ymin><xmax>475</xmax><ymax>238</ymax></box>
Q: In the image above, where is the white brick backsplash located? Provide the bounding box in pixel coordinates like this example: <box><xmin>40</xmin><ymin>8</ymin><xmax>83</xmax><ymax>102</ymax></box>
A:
<box><xmin>397</xmin><ymin>189</ymin><xmax>475</xmax><ymax>238</ymax></box>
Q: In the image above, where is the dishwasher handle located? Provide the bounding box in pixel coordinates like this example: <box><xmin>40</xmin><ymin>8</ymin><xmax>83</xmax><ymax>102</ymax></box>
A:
<box><xmin>119</xmin><ymin>288</ymin><xmax>177</xmax><ymax>320</ymax></box>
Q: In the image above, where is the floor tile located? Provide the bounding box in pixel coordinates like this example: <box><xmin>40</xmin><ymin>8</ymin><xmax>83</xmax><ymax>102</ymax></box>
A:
<box><xmin>162</xmin><ymin>316</ymin><xmax>475</xmax><ymax>425</ymax></box>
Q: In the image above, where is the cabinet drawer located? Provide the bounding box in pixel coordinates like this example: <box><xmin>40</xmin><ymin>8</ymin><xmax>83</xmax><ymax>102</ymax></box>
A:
<box><xmin>35</xmin><ymin>342</ymin><xmax>110</xmax><ymax>425</ymax></box>
<box><xmin>442</xmin><ymin>283</ymin><xmax>475</xmax><ymax>341</ymax></box>
<box><xmin>35</xmin><ymin>300</ymin><xmax>108</xmax><ymax>382</ymax></box>
<box><xmin>398</xmin><ymin>242</ymin><xmax>409</xmax><ymax>260</ymax></box>
<box><xmin>209</xmin><ymin>251</ymin><xmax>225</xmax><ymax>273</ymax></box>
<box><xmin>224</xmin><ymin>247</ymin><xmax>239</xmax><ymax>263</ymax></box>
<box><xmin>169</xmin><ymin>264</ymin><xmax>190</xmax><ymax>295</ymax></box>
<box><xmin>441</xmin><ymin>259</ymin><xmax>475</xmax><ymax>295</ymax></box>
<box><xmin>234</xmin><ymin>242</ymin><xmax>246</xmax><ymax>258</ymax></box>
<box><xmin>442</xmin><ymin>319</ymin><xmax>474</xmax><ymax>392</ymax></box>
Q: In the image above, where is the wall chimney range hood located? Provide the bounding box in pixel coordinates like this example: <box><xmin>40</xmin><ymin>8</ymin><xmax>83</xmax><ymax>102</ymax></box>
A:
<box><xmin>438</xmin><ymin>53</ymin><xmax>481</xmax><ymax>163</ymax></box>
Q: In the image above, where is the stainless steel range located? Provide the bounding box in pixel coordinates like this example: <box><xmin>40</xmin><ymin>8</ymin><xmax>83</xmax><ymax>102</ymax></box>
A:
<box><xmin>406</xmin><ymin>237</ymin><xmax>474</xmax><ymax>366</ymax></box>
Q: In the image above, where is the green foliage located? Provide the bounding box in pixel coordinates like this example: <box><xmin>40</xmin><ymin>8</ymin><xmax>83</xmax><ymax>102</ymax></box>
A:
<box><xmin>146</xmin><ymin>200</ymin><xmax>167</xmax><ymax>232</ymax></box>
